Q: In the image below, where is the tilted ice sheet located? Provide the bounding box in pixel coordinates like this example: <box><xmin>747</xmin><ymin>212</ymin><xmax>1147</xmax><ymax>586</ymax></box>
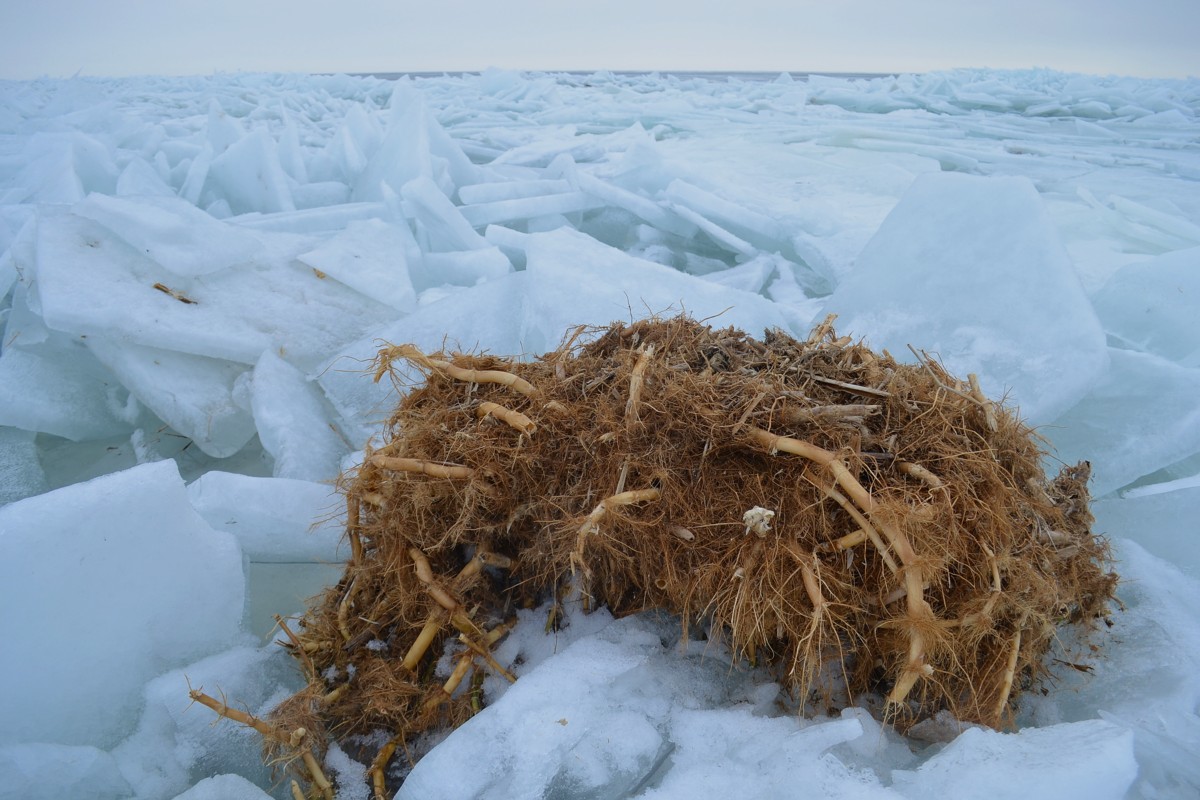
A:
<box><xmin>824</xmin><ymin>171</ymin><xmax>1108</xmax><ymax>425</ymax></box>
<box><xmin>519</xmin><ymin>228</ymin><xmax>795</xmax><ymax>354</ymax></box>
<box><xmin>1048</xmin><ymin>348</ymin><xmax>1200</xmax><ymax>498</ymax></box>
<box><xmin>0</xmin><ymin>461</ymin><xmax>244</xmax><ymax>749</ymax></box>
<box><xmin>186</xmin><ymin>471</ymin><xmax>347</xmax><ymax>563</ymax></box>
<box><xmin>0</xmin><ymin>426</ymin><xmax>48</xmax><ymax>505</ymax></box>
<box><xmin>296</xmin><ymin>218</ymin><xmax>418</xmax><ymax>313</ymax></box>
<box><xmin>1091</xmin><ymin>246</ymin><xmax>1200</xmax><ymax>368</ymax></box>
<box><xmin>250</xmin><ymin>350</ymin><xmax>348</xmax><ymax>482</ymax></box>
<box><xmin>85</xmin><ymin>336</ymin><xmax>257</xmax><ymax>459</ymax></box>
<box><xmin>34</xmin><ymin>209</ymin><xmax>400</xmax><ymax>370</ymax></box>
<box><xmin>1095</xmin><ymin>486</ymin><xmax>1200</xmax><ymax>578</ymax></box>
<box><xmin>0</xmin><ymin>743</ymin><xmax>131</xmax><ymax>800</ymax></box>
<box><xmin>317</xmin><ymin>272</ymin><xmax>529</xmax><ymax>444</ymax></box>
<box><xmin>73</xmin><ymin>193</ymin><xmax>263</xmax><ymax>277</ymax></box>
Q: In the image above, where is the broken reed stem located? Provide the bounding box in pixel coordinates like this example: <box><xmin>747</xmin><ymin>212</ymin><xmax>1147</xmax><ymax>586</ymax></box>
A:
<box><xmin>831</xmin><ymin>528</ymin><xmax>868</xmax><ymax>550</ymax></box>
<box><xmin>337</xmin><ymin>578</ymin><xmax>357</xmax><ymax>642</ymax></box>
<box><xmin>820</xmin><ymin>483</ymin><xmax>898</xmax><ymax>575</ymax></box>
<box><xmin>410</xmin><ymin>548</ymin><xmax>464</xmax><ymax>614</ymax></box>
<box><xmin>968</xmin><ymin>373</ymin><xmax>999</xmax><ymax>433</ymax></box>
<box><xmin>371</xmin><ymin>455</ymin><xmax>473</xmax><ymax>480</ymax></box>
<box><xmin>385</xmin><ymin>344</ymin><xmax>537</xmax><ymax>396</ymax></box>
<box><xmin>995</xmin><ymin>629</ymin><xmax>1023</xmax><ymax>725</ymax></box>
<box><xmin>422</xmin><ymin>653</ymin><xmax>475</xmax><ymax>715</ymax></box>
<box><xmin>897</xmin><ymin>461</ymin><xmax>944</xmax><ymax>490</ymax></box>
<box><xmin>625</xmin><ymin>344</ymin><xmax>655</xmax><ymax>424</ymax></box>
<box><xmin>747</xmin><ymin>426</ymin><xmax>934</xmax><ymax>708</ymax></box>
<box><xmin>370</xmin><ymin>736</ymin><xmax>401</xmax><ymax>800</ymax></box>
<box><xmin>347</xmin><ymin>495</ymin><xmax>363</xmax><ymax>564</ymax></box>
<box><xmin>570</xmin><ymin>487</ymin><xmax>662</xmax><ymax>576</ymax></box>
<box><xmin>460</xmin><ymin>633</ymin><xmax>517</xmax><ymax>683</ymax></box>
<box><xmin>275</xmin><ymin>615</ymin><xmax>316</xmax><ymax>683</ymax></box>
<box><xmin>477</xmin><ymin>401</ymin><xmax>536</xmax><ymax>435</ymax></box>
<box><xmin>290</xmin><ymin>780</ymin><xmax>306</xmax><ymax>800</ymax></box>
<box><xmin>189</xmin><ymin>689</ymin><xmax>285</xmax><ymax>741</ymax></box>
<box><xmin>190</xmin><ymin>688</ymin><xmax>333</xmax><ymax>799</ymax></box>
<box><xmin>301</xmin><ymin>750</ymin><xmax>335</xmax><ymax>800</ymax></box>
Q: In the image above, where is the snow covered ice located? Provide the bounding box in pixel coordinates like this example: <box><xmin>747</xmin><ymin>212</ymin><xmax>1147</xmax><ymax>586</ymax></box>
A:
<box><xmin>0</xmin><ymin>67</ymin><xmax>1198</xmax><ymax>799</ymax></box>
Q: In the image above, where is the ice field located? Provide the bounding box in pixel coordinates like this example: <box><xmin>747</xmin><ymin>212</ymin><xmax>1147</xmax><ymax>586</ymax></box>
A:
<box><xmin>0</xmin><ymin>67</ymin><xmax>1199</xmax><ymax>798</ymax></box>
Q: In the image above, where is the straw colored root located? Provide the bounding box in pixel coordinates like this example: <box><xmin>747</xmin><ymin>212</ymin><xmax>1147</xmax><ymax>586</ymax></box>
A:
<box><xmin>378</xmin><ymin>343</ymin><xmax>537</xmax><ymax>396</ymax></box>
<box><xmin>477</xmin><ymin>401</ymin><xmax>536</xmax><ymax>435</ymax></box>
<box><xmin>570</xmin><ymin>487</ymin><xmax>662</xmax><ymax>579</ymax></box>
<box><xmin>746</xmin><ymin>426</ymin><xmax>936</xmax><ymax>708</ymax></box>
<box><xmin>188</xmin><ymin>687</ymin><xmax>333</xmax><ymax>800</ymax></box>
<box><xmin>370</xmin><ymin>455</ymin><xmax>473</xmax><ymax>480</ymax></box>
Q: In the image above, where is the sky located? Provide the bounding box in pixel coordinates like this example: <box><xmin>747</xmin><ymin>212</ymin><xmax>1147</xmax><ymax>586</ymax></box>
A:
<box><xmin>0</xmin><ymin>0</ymin><xmax>1196</xmax><ymax>81</ymax></box>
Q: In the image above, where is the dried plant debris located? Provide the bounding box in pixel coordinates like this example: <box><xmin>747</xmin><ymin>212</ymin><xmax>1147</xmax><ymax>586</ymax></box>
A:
<box><xmin>202</xmin><ymin>315</ymin><xmax>1117</xmax><ymax>799</ymax></box>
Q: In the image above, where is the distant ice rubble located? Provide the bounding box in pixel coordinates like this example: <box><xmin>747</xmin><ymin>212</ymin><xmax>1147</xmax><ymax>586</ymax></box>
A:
<box><xmin>0</xmin><ymin>68</ymin><xmax>1198</xmax><ymax>799</ymax></box>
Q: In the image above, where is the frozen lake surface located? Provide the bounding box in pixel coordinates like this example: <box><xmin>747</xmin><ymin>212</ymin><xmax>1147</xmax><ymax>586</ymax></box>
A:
<box><xmin>0</xmin><ymin>67</ymin><xmax>1198</xmax><ymax>799</ymax></box>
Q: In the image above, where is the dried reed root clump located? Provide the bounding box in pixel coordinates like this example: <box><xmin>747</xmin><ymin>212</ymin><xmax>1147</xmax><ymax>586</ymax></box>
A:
<box><xmin>243</xmin><ymin>315</ymin><xmax>1117</xmax><ymax>798</ymax></box>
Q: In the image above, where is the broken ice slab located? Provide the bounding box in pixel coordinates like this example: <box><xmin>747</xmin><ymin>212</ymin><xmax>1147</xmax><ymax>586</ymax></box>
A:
<box><xmin>1048</xmin><ymin>348</ymin><xmax>1200</xmax><ymax>498</ymax></box>
<box><xmin>401</xmin><ymin>175</ymin><xmax>492</xmax><ymax>251</ymax></box>
<box><xmin>1092</xmin><ymin>246</ymin><xmax>1200</xmax><ymax>367</ymax></box>
<box><xmin>457</xmin><ymin>190</ymin><xmax>605</xmax><ymax>228</ymax></box>
<box><xmin>0</xmin><ymin>743</ymin><xmax>132</xmax><ymax>800</ymax></box>
<box><xmin>74</xmin><ymin>193</ymin><xmax>263</xmax><ymax>277</ymax></box>
<box><xmin>574</xmin><ymin>171</ymin><xmax>698</xmax><ymax>238</ymax></box>
<box><xmin>0</xmin><ymin>461</ymin><xmax>244</xmax><ymax>749</ymax></box>
<box><xmin>115</xmin><ymin>644</ymin><xmax>295</xmax><ymax>800</ymax></box>
<box><xmin>0</xmin><ymin>426</ymin><xmax>48</xmax><ymax>505</ymax></box>
<box><xmin>457</xmin><ymin>178</ymin><xmax>574</xmax><ymax>204</ymax></box>
<box><xmin>227</xmin><ymin>201</ymin><xmax>390</xmax><ymax>234</ymax></box>
<box><xmin>825</xmin><ymin>171</ymin><xmax>1108</xmax><ymax>425</ymax></box>
<box><xmin>890</xmin><ymin>720</ymin><xmax>1136</xmax><ymax>800</ymax></box>
<box><xmin>317</xmin><ymin>271</ymin><xmax>530</xmax><ymax>445</ymax></box>
<box><xmin>661</xmin><ymin>179</ymin><xmax>787</xmax><ymax>250</ymax></box>
<box><xmin>169</xmin><ymin>774</ymin><xmax>274</xmax><ymax>800</ymax></box>
<box><xmin>81</xmin><ymin>337</ymin><xmax>255</xmax><ymax>459</ymax></box>
<box><xmin>0</xmin><ymin>335</ymin><xmax>135</xmax><ymax>442</ymax></box>
<box><xmin>1095</xmin><ymin>485</ymin><xmax>1200</xmax><ymax>577</ymax></box>
<box><xmin>207</xmin><ymin>129</ymin><xmax>296</xmax><ymax>215</ymax></box>
<box><xmin>250</xmin><ymin>350</ymin><xmax>349</xmax><ymax>482</ymax></box>
<box><xmin>296</xmin><ymin>218</ymin><xmax>418</xmax><ymax>313</ymax></box>
<box><xmin>353</xmin><ymin>83</ymin><xmax>483</xmax><ymax>202</ymax></box>
<box><xmin>519</xmin><ymin>228</ymin><xmax>792</xmax><ymax>354</ymax></box>
<box><xmin>186</xmin><ymin>471</ymin><xmax>347</xmax><ymax>563</ymax></box>
<box><xmin>416</xmin><ymin>247</ymin><xmax>512</xmax><ymax>291</ymax></box>
<box><xmin>35</xmin><ymin>210</ymin><xmax>398</xmax><ymax>370</ymax></box>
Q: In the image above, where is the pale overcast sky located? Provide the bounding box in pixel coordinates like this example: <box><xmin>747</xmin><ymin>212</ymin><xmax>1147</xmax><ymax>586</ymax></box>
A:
<box><xmin>1</xmin><ymin>0</ymin><xmax>1196</xmax><ymax>80</ymax></box>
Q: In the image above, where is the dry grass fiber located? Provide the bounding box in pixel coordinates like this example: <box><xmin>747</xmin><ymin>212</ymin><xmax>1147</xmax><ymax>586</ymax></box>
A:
<box><xmin>197</xmin><ymin>315</ymin><xmax>1117</xmax><ymax>799</ymax></box>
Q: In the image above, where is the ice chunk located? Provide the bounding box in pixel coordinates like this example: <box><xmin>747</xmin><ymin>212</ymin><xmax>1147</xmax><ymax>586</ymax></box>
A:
<box><xmin>251</xmin><ymin>350</ymin><xmax>348</xmax><ymax>481</ymax></box>
<box><xmin>35</xmin><ymin>210</ymin><xmax>397</xmax><ymax>370</ymax></box>
<box><xmin>354</xmin><ymin>84</ymin><xmax>482</xmax><ymax>202</ymax></box>
<box><xmin>825</xmin><ymin>172</ymin><xmax>1107</xmax><ymax>424</ymax></box>
<box><xmin>1048</xmin><ymin>348</ymin><xmax>1200</xmax><ymax>497</ymax></box>
<box><xmin>74</xmin><ymin>193</ymin><xmax>264</xmax><ymax>277</ymax></box>
<box><xmin>170</xmin><ymin>774</ymin><xmax>273</xmax><ymax>800</ymax></box>
<box><xmin>205</xmin><ymin>99</ymin><xmax>244</xmax><ymax>154</ymax></box>
<box><xmin>114</xmin><ymin>644</ymin><xmax>295</xmax><ymax>800</ymax></box>
<box><xmin>0</xmin><ymin>427</ymin><xmax>48</xmax><ymax>505</ymax></box>
<box><xmin>0</xmin><ymin>461</ymin><xmax>244</xmax><ymax>748</ymax></box>
<box><xmin>0</xmin><ymin>743</ymin><xmax>131</xmax><ymax>800</ymax></box>
<box><xmin>317</xmin><ymin>272</ymin><xmax>529</xmax><ymax>443</ymax></box>
<box><xmin>662</xmin><ymin>179</ymin><xmax>787</xmax><ymax>250</ymax></box>
<box><xmin>458</xmin><ymin>191</ymin><xmax>605</xmax><ymax>228</ymax></box>
<box><xmin>12</xmin><ymin>132</ymin><xmax>119</xmax><ymax>204</ymax></box>
<box><xmin>891</xmin><ymin>721</ymin><xmax>1136</xmax><ymax>800</ymax></box>
<box><xmin>208</xmin><ymin>129</ymin><xmax>296</xmax><ymax>214</ymax></box>
<box><xmin>1094</xmin><ymin>485</ymin><xmax>1200</xmax><ymax>576</ymax></box>
<box><xmin>297</xmin><ymin>219</ymin><xmax>417</xmax><ymax>312</ymax></box>
<box><xmin>575</xmin><ymin>171</ymin><xmax>697</xmax><ymax>237</ymax></box>
<box><xmin>1092</xmin><ymin>246</ymin><xmax>1200</xmax><ymax>367</ymax></box>
<box><xmin>86</xmin><ymin>337</ymin><xmax>257</xmax><ymax>459</ymax></box>
<box><xmin>401</xmin><ymin>176</ymin><xmax>492</xmax><ymax>252</ymax></box>
<box><xmin>458</xmin><ymin>178</ymin><xmax>574</xmax><ymax>205</ymax></box>
<box><xmin>403</xmin><ymin>610</ymin><xmax>874</xmax><ymax>800</ymax></box>
<box><xmin>519</xmin><ymin>228</ymin><xmax>792</xmax><ymax>354</ymax></box>
<box><xmin>0</xmin><ymin>335</ymin><xmax>134</xmax><ymax>441</ymax></box>
<box><xmin>115</xmin><ymin>157</ymin><xmax>176</xmax><ymax>198</ymax></box>
<box><xmin>417</xmin><ymin>247</ymin><xmax>513</xmax><ymax>291</ymax></box>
